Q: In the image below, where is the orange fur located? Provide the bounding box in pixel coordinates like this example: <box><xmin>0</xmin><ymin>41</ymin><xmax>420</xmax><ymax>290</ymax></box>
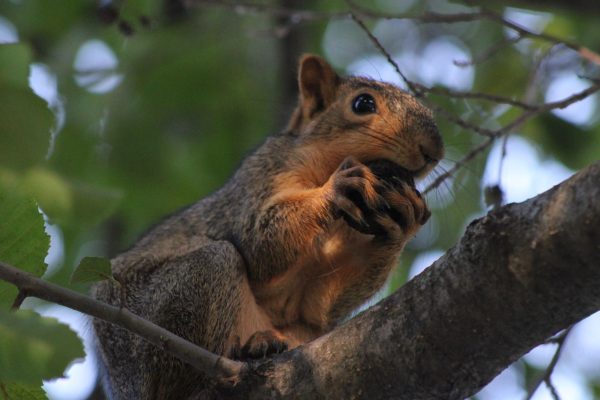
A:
<box><xmin>250</xmin><ymin>60</ymin><xmax>443</xmax><ymax>340</ymax></box>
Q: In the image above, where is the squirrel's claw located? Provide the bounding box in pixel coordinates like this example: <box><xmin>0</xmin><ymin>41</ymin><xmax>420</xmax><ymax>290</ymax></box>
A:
<box><xmin>329</xmin><ymin>157</ymin><xmax>430</xmax><ymax>240</ymax></box>
<box><xmin>239</xmin><ymin>330</ymin><xmax>289</xmax><ymax>360</ymax></box>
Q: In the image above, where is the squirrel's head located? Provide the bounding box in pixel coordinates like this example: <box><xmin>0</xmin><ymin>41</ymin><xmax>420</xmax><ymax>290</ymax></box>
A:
<box><xmin>287</xmin><ymin>54</ymin><xmax>444</xmax><ymax>180</ymax></box>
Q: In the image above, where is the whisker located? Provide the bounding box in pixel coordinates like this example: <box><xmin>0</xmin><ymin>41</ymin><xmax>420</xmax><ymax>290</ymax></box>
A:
<box><xmin>442</xmin><ymin>157</ymin><xmax>481</xmax><ymax>180</ymax></box>
<box><xmin>355</xmin><ymin>127</ymin><xmax>399</xmax><ymax>149</ymax></box>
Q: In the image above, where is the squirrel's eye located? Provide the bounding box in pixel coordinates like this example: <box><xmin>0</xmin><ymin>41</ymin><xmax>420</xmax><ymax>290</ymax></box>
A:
<box><xmin>352</xmin><ymin>94</ymin><xmax>376</xmax><ymax>115</ymax></box>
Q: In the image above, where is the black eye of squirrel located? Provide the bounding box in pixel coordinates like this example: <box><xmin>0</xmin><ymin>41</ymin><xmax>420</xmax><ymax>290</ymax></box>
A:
<box><xmin>352</xmin><ymin>94</ymin><xmax>376</xmax><ymax>115</ymax></box>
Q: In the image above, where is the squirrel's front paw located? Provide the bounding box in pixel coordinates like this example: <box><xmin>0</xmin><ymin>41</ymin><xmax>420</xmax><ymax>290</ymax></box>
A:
<box><xmin>327</xmin><ymin>156</ymin><xmax>389</xmax><ymax>235</ymax></box>
<box><xmin>236</xmin><ymin>330</ymin><xmax>289</xmax><ymax>360</ymax></box>
<box><xmin>327</xmin><ymin>156</ymin><xmax>430</xmax><ymax>240</ymax></box>
<box><xmin>378</xmin><ymin>180</ymin><xmax>430</xmax><ymax>240</ymax></box>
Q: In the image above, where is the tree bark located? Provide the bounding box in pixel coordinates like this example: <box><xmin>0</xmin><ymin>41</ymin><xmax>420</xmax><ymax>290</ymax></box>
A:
<box><xmin>220</xmin><ymin>160</ymin><xmax>600</xmax><ymax>399</ymax></box>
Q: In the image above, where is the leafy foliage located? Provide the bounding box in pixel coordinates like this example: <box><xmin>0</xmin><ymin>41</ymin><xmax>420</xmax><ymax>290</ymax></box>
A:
<box><xmin>0</xmin><ymin>44</ymin><xmax>52</xmax><ymax>170</ymax></box>
<box><xmin>71</xmin><ymin>256</ymin><xmax>113</xmax><ymax>284</ymax></box>
<box><xmin>0</xmin><ymin>382</ymin><xmax>47</xmax><ymax>400</ymax></box>
<box><xmin>0</xmin><ymin>309</ymin><xmax>84</xmax><ymax>386</ymax></box>
<box><xmin>0</xmin><ymin>181</ymin><xmax>49</xmax><ymax>308</ymax></box>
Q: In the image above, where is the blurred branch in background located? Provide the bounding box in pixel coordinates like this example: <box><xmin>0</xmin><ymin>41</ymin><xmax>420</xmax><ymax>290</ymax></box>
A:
<box><xmin>189</xmin><ymin>0</ymin><xmax>600</xmax><ymax>66</ymax></box>
<box><xmin>274</xmin><ymin>0</ymin><xmax>316</xmax><ymax>127</ymax></box>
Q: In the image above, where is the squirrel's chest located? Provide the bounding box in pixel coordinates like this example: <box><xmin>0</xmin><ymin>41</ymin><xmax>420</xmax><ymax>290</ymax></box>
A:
<box><xmin>252</xmin><ymin>220</ymin><xmax>380</xmax><ymax>328</ymax></box>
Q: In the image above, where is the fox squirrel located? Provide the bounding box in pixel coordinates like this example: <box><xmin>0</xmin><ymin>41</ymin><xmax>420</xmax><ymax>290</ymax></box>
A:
<box><xmin>92</xmin><ymin>54</ymin><xmax>444</xmax><ymax>399</ymax></box>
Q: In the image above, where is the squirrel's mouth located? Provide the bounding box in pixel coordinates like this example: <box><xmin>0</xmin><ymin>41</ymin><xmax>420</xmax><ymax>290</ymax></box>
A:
<box><xmin>366</xmin><ymin>159</ymin><xmax>416</xmax><ymax>188</ymax></box>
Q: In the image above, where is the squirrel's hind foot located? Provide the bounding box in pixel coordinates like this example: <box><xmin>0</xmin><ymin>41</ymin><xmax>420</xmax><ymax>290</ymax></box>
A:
<box><xmin>231</xmin><ymin>330</ymin><xmax>289</xmax><ymax>361</ymax></box>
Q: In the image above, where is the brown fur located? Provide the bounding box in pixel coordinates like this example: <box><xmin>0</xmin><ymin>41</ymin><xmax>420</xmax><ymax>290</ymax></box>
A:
<box><xmin>92</xmin><ymin>55</ymin><xmax>444</xmax><ymax>399</ymax></box>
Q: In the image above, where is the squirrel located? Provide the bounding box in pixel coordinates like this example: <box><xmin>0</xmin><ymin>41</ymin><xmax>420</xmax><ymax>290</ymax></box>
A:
<box><xmin>92</xmin><ymin>54</ymin><xmax>444</xmax><ymax>399</ymax></box>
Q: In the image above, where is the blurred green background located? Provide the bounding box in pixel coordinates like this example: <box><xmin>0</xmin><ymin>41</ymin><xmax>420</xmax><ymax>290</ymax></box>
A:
<box><xmin>0</xmin><ymin>0</ymin><xmax>599</xmax><ymax>399</ymax></box>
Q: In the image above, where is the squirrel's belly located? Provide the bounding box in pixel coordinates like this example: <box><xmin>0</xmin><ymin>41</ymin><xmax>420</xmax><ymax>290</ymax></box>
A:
<box><xmin>250</xmin><ymin>221</ymin><xmax>380</xmax><ymax>331</ymax></box>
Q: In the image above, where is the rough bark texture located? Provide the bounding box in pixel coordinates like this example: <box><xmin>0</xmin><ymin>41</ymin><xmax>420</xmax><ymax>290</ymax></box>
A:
<box><xmin>219</xmin><ymin>161</ymin><xmax>600</xmax><ymax>399</ymax></box>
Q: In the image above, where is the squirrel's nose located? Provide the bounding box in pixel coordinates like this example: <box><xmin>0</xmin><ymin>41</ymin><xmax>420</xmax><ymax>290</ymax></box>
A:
<box><xmin>420</xmin><ymin>143</ymin><xmax>443</xmax><ymax>165</ymax></box>
<box><xmin>419</xmin><ymin>127</ymin><xmax>444</xmax><ymax>166</ymax></box>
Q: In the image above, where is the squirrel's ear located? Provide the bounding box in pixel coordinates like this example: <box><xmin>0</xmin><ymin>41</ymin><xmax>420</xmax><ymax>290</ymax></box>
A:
<box><xmin>298</xmin><ymin>54</ymin><xmax>340</xmax><ymax>118</ymax></box>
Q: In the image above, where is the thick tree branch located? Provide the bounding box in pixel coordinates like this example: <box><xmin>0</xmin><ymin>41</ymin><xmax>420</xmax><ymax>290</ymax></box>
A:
<box><xmin>0</xmin><ymin>262</ymin><xmax>244</xmax><ymax>380</ymax></box>
<box><xmin>220</xmin><ymin>161</ymin><xmax>600</xmax><ymax>399</ymax></box>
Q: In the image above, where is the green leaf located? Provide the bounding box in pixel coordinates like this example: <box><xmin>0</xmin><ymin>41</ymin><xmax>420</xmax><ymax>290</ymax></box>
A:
<box><xmin>0</xmin><ymin>44</ymin><xmax>53</xmax><ymax>170</ymax></box>
<box><xmin>0</xmin><ymin>43</ymin><xmax>31</xmax><ymax>88</ymax></box>
<box><xmin>71</xmin><ymin>256</ymin><xmax>112</xmax><ymax>284</ymax></box>
<box><xmin>0</xmin><ymin>182</ymin><xmax>49</xmax><ymax>308</ymax></box>
<box><xmin>0</xmin><ymin>309</ymin><xmax>84</xmax><ymax>385</ymax></box>
<box><xmin>0</xmin><ymin>381</ymin><xmax>47</xmax><ymax>400</ymax></box>
<box><xmin>0</xmin><ymin>86</ymin><xmax>53</xmax><ymax>170</ymax></box>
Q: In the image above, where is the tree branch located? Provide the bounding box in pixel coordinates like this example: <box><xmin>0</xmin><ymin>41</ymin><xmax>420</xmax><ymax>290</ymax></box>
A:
<box><xmin>10</xmin><ymin>289</ymin><xmax>27</xmax><ymax>310</ymax></box>
<box><xmin>423</xmin><ymin>81</ymin><xmax>600</xmax><ymax>193</ymax></box>
<box><xmin>524</xmin><ymin>326</ymin><xmax>572</xmax><ymax>400</ymax></box>
<box><xmin>192</xmin><ymin>0</ymin><xmax>600</xmax><ymax>67</ymax></box>
<box><xmin>188</xmin><ymin>0</ymin><xmax>600</xmax><ymax>194</ymax></box>
<box><xmin>348</xmin><ymin>7</ymin><xmax>600</xmax><ymax>193</ymax></box>
<box><xmin>0</xmin><ymin>261</ymin><xmax>244</xmax><ymax>380</ymax></box>
<box><xmin>220</xmin><ymin>161</ymin><xmax>600</xmax><ymax>399</ymax></box>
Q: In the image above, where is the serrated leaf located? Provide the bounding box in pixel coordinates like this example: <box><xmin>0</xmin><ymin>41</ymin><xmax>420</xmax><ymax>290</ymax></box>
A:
<box><xmin>0</xmin><ymin>381</ymin><xmax>47</xmax><ymax>400</ymax></box>
<box><xmin>0</xmin><ymin>309</ymin><xmax>84</xmax><ymax>385</ymax></box>
<box><xmin>70</xmin><ymin>256</ymin><xmax>112</xmax><ymax>284</ymax></box>
<box><xmin>0</xmin><ymin>182</ymin><xmax>49</xmax><ymax>308</ymax></box>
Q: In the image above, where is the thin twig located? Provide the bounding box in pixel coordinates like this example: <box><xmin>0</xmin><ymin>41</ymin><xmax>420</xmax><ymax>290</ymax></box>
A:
<box><xmin>497</xmin><ymin>134</ymin><xmax>509</xmax><ymax>186</ymax></box>
<box><xmin>347</xmin><ymin>7</ymin><xmax>565</xmax><ymax>125</ymax></box>
<box><xmin>192</xmin><ymin>0</ymin><xmax>600</xmax><ymax>191</ymax></box>
<box><xmin>497</xmin><ymin>45</ymin><xmax>550</xmax><ymax>187</ymax></box>
<box><xmin>424</xmin><ymin>80</ymin><xmax>600</xmax><ymax>193</ymax></box>
<box><xmin>425</xmin><ymin>136</ymin><xmax>494</xmax><ymax>193</ymax></box>
<box><xmin>347</xmin><ymin>10</ymin><xmax>600</xmax><ymax>192</ymax></box>
<box><xmin>188</xmin><ymin>0</ymin><xmax>600</xmax><ymax>67</ymax></box>
<box><xmin>349</xmin><ymin>8</ymin><xmax>530</xmax><ymax>116</ymax></box>
<box><xmin>454</xmin><ymin>36</ymin><xmax>522</xmax><ymax>67</ymax></box>
<box><xmin>482</xmin><ymin>9</ymin><xmax>600</xmax><ymax>66</ymax></box>
<box><xmin>10</xmin><ymin>289</ymin><xmax>27</xmax><ymax>310</ymax></box>
<box><xmin>546</xmin><ymin>376</ymin><xmax>561</xmax><ymax>400</ymax></box>
<box><xmin>348</xmin><ymin>10</ymin><xmax>422</xmax><ymax>96</ymax></box>
<box><xmin>524</xmin><ymin>326</ymin><xmax>572</xmax><ymax>400</ymax></box>
<box><xmin>0</xmin><ymin>260</ymin><xmax>244</xmax><ymax>380</ymax></box>
<box><xmin>425</xmin><ymin>87</ymin><xmax>538</xmax><ymax>110</ymax></box>
<box><xmin>347</xmin><ymin>1</ymin><xmax>496</xmax><ymax>24</ymax></box>
<box><xmin>188</xmin><ymin>0</ymin><xmax>493</xmax><ymax>25</ymax></box>
<box><xmin>185</xmin><ymin>0</ymin><xmax>346</xmax><ymax>21</ymax></box>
